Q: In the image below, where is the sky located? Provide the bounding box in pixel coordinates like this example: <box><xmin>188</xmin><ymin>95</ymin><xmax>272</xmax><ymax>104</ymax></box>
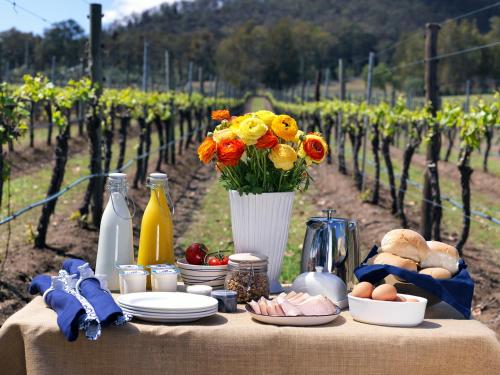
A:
<box><xmin>0</xmin><ymin>0</ymin><xmax>177</xmax><ymax>34</ymax></box>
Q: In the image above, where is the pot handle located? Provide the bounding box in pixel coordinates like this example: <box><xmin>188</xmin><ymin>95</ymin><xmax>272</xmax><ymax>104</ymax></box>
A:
<box><xmin>335</xmin><ymin>221</ymin><xmax>355</xmax><ymax>268</ymax></box>
<box><xmin>322</xmin><ymin>209</ymin><xmax>336</xmax><ymax>220</ymax></box>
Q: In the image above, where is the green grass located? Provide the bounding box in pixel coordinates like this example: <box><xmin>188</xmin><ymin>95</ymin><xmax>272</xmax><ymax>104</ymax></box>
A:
<box><xmin>176</xmin><ymin>181</ymin><xmax>319</xmax><ymax>283</ymax></box>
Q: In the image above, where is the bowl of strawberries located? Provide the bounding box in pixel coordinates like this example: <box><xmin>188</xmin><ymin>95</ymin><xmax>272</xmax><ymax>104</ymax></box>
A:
<box><xmin>177</xmin><ymin>243</ymin><xmax>229</xmax><ymax>289</ymax></box>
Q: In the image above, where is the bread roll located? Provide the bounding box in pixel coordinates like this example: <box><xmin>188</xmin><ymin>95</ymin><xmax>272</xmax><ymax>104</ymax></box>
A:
<box><xmin>420</xmin><ymin>241</ymin><xmax>459</xmax><ymax>275</ymax></box>
<box><xmin>373</xmin><ymin>252</ymin><xmax>418</xmax><ymax>272</ymax></box>
<box><xmin>419</xmin><ymin>267</ymin><xmax>452</xmax><ymax>279</ymax></box>
<box><xmin>380</xmin><ymin>229</ymin><xmax>429</xmax><ymax>262</ymax></box>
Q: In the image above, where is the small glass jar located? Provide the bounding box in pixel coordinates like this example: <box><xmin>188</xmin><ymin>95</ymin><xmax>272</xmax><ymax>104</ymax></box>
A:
<box><xmin>224</xmin><ymin>253</ymin><xmax>269</xmax><ymax>303</ymax></box>
<box><xmin>211</xmin><ymin>290</ymin><xmax>237</xmax><ymax>313</ymax></box>
<box><xmin>119</xmin><ymin>270</ymin><xmax>148</xmax><ymax>294</ymax></box>
<box><xmin>151</xmin><ymin>268</ymin><xmax>178</xmax><ymax>292</ymax></box>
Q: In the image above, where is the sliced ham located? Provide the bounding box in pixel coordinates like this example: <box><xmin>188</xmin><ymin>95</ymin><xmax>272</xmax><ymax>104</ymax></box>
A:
<box><xmin>258</xmin><ymin>297</ymin><xmax>269</xmax><ymax>316</ymax></box>
<box><xmin>292</xmin><ymin>295</ymin><xmax>337</xmax><ymax>316</ymax></box>
<box><xmin>274</xmin><ymin>301</ymin><xmax>285</xmax><ymax>316</ymax></box>
<box><xmin>278</xmin><ymin>299</ymin><xmax>301</xmax><ymax>316</ymax></box>
<box><xmin>248</xmin><ymin>300</ymin><xmax>261</xmax><ymax>314</ymax></box>
<box><xmin>266</xmin><ymin>299</ymin><xmax>279</xmax><ymax>316</ymax></box>
<box><xmin>250</xmin><ymin>292</ymin><xmax>338</xmax><ymax>317</ymax></box>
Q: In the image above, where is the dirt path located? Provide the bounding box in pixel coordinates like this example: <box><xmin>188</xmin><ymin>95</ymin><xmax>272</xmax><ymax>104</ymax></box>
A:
<box><xmin>309</xmin><ymin>163</ymin><xmax>499</xmax><ymax>334</ymax></box>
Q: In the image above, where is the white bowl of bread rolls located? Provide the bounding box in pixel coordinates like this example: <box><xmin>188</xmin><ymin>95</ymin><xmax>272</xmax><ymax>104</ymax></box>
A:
<box><xmin>368</xmin><ymin>228</ymin><xmax>461</xmax><ymax>304</ymax></box>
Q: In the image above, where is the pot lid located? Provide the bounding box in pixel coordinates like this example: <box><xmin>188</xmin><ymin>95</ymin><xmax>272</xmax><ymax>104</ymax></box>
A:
<box><xmin>290</xmin><ymin>266</ymin><xmax>347</xmax><ymax>303</ymax></box>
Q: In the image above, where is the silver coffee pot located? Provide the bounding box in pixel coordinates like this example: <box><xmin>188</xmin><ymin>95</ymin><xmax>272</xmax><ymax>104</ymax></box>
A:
<box><xmin>300</xmin><ymin>209</ymin><xmax>360</xmax><ymax>290</ymax></box>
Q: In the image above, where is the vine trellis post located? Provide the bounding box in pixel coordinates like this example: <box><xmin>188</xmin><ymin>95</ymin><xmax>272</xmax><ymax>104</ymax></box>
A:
<box><xmin>420</xmin><ymin>22</ymin><xmax>442</xmax><ymax>241</ymax></box>
<box><xmin>360</xmin><ymin>51</ymin><xmax>375</xmax><ymax>193</ymax></box>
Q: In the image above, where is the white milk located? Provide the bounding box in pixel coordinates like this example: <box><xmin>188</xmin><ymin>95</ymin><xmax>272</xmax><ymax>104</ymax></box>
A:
<box><xmin>95</xmin><ymin>174</ymin><xmax>134</xmax><ymax>291</ymax></box>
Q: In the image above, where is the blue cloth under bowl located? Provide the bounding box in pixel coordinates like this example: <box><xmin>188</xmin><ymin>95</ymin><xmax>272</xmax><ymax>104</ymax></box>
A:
<box><xmin>354</xmin><ymin>246</ymin><xmax>474</xmax><ymax>318</ymax></box>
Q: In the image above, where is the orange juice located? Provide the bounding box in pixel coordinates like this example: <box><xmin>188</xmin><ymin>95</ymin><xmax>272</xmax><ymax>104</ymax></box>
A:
<box><xmin>137</xmin><ymin>173</ymin><xmax>174</xmax><ymax>288</ymax></box>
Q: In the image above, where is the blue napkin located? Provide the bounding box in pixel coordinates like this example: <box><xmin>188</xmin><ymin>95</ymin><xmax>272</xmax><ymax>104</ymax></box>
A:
<box><xmin>62</xmin><ymin>259</ymin><xmax>128</xmax><ymax>326</ymax></box>
<box><xmin>29</xmin><ymin>275</ymin><xmax>85</xmax><ymax>342</ymax></box>
<box><xmin>354</xmin><ymin>246</ymin><xmax>474</xmax><ymax>318</ymax></box>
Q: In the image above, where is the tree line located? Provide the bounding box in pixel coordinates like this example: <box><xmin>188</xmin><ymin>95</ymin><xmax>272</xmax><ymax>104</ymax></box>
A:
<box><xmin>1</xmin><ymin>0</ymin><xmax>498</xmax><ymax>92</ymax></box>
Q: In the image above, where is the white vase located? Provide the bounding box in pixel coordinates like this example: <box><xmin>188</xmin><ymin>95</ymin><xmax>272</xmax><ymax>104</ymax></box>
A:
<box><xmin>229</xmin><ymin>190</ymin><xmax>295</xmax><ymax>293</ymax></box>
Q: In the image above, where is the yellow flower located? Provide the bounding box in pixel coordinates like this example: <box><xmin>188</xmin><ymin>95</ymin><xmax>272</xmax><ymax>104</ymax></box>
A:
<box><xmin>254</xmin><ymin>110</ymin><xmax>277</xmax><ymax>127</ymax></box>
<box><xmin>271</xmin><ymin>115</ymin><xmax>298</xmax><ymax>141</ymax></box>
<box><xmin>213</xmin><ymin>127</ymin><xmax>236</xmax><ymax>143</ymax></box>
<box><xmin>298</xmin><ymin>132</ymin><xmax>328</xmax><ymax>165</ymax></box>
<box><xmin>269</xmin><ymin>144</ymin><xmax>297</xmax><ymax>171</ymax></box>
<box><xmin>230</xmin><ymin>113</ymin><xmax>252</xmax><ymax>133</ymax></box>
<box><xmin>234</xmin><ymin>117</ymin><xmax>268</xmax><ymax>145</ymax></box>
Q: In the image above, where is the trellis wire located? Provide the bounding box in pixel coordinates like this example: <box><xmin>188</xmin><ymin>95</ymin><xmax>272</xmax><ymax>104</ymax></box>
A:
<box><xmin>0</xmin><ymin>127</ymin><xmax>202</xmax><ymax>226</ymax></box>
<box><xmin>362</xmin><ymin>158</ymin><xmax>500</xmax><ymax>225</ymax></box>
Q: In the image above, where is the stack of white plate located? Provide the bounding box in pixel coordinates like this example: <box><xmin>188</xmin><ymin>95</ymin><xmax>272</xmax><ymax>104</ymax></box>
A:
<box><xmin>117</xmin><ymin>292</ymin><xmax>219</xmax><ymax>323</ymax></box>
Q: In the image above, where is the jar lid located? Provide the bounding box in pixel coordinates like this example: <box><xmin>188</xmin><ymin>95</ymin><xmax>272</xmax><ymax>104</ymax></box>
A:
<box><xmin>211</xmin><ymin>290</ymin><xmax>237</xmax><ymax>298</ymax></box>
<box><xmin>228</xmin><ymin>252</ymin><xmax>268</xmax><ymax>271</ymax></box>
<box><xmin>115</xmin><ymin>264</ymin><xmax>144</xmax><ymax>271</ymax></box>
<box><xmin>119</xmin><ymin>269</ymin><xmax>149</xmax><ymax>276</ymax></box>
<box><xmin>151</xmin><ymin>268</ymin><xmax>178</xmax><ymax>275</ymax></box>
<box><xmin>228</xmin><ymin>252</ymin><xmax>268</xmax><ymax>264</ymax></box>
<box><xmin>149</xmin><ymin>172</ymin><xmax>168</xmax><ymax>180</ymax></box>
<box><xmin>108</xmin><ymin>172</ymin><xmax>127</xmax><ymax>180</ymax></box>
<box><xmin>149</xmin><ymin>264</ymin><xmax>176</xmax><ymax>270</ymax></box>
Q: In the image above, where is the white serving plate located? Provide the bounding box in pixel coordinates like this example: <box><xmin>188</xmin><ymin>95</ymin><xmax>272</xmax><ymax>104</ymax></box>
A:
<box><xmin>117</xmin><ymin>292</ymin><xmax>218</xmax><ymax>312</ymax></box>
<box><xmin>245</xmin><ymin>305</ymin><xmax>341</xmax><ymax>326</ymax></box>
<box><xmin>348</xmin><ymin>293</ymin><xmax>427</xmax><ymax>327</ymax></box>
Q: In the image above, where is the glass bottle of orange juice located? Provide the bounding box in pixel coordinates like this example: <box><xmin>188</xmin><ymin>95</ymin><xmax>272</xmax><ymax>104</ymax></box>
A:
<box><xmin>138</xmin><ymin>173</ymin><xmax>174</xmax><ymax>288</ymax></box>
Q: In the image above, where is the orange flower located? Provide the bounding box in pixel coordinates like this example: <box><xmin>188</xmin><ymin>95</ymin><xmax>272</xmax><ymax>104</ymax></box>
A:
<box><xmin>211</xmin><ymin>109</ymin><xmax>231</xmax><ymax>121</ymax></box>
<box><xmin>197</xmin><ymin>137</ymin><xmax>216</xmax><ymax>164</ymax></box>
<box><xmin>255</xmin><ymin>130</ymin><xmax>279</xmax><ymax>149</ymax></box>
<box><xmin>300</xmin><ymin>132</ymin><xmax>328</xmax><ymax>164</ymax></box>
<box><xmin>217</xmin><ymin>139</ymin><xmax>245</xmax><ymax>166</ymax></box>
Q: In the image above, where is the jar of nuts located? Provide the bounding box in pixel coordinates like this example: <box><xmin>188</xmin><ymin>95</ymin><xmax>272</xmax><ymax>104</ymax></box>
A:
<box><xmin>224</xmin><ymin>253</ymin><xmax>269</xmax><ymax>303</ymax></box>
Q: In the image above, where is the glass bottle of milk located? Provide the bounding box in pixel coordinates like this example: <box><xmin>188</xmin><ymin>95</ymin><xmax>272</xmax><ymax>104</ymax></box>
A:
<box><xmin>96</xmin><ymin>173</ymin><xmax>134</xmax><ymax>291</ymax></box>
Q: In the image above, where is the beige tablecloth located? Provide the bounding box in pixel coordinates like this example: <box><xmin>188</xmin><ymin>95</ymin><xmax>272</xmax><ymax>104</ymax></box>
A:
<box><xmin>0</xmin><ymin>296</ymin><xmax>499</xmax><ymax>375</ymax></box>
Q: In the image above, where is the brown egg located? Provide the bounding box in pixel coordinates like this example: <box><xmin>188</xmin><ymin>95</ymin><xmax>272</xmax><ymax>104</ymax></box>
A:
<box><xmin>351</xmin><ymin>282</ymin><xmax>374</xmax><ymax>298</ymax></box>
<box><xmin>406</xmin><ymin>298</ymin><xmax>419</xmax><ymax>302</ymax></box>
<box><xmin>372</xmin><ymin>284</ymin><xmax>397</xmax><ymax>301</ymax></box>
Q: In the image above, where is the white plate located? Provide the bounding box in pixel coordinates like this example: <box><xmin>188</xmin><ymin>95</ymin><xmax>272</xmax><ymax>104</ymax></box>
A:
<box><xmin>130</xmin><ymin>313</ymin><xmax>216</xmax><ymax>323</ymax></box>
<box><xmin>121</xmin><ymin>307</ymin><xmax>217</xmax><ymax>319</ymax></box>
<box><xmin>117</xmin><ymin>292</ymin><xmax>218</xmax><ymax>312</ymax></box>
<box><xmin>348</xmin><ymin>293</ymin><xmax>427</xmax><ymax>327</ymax></box>
<box><xmin>118</xmin><ymin>301</ymin><xmax>218</xmax><ymax>314</ymax></box>
<box><xmin>245</xmin><ymin>305</ymin><xmax>341</xmax><ymax>326</ymax></box>
<box><xmin>120</xmin><ymin>305</ymin><xmax>217</xmax><ymax>315</ymax></box>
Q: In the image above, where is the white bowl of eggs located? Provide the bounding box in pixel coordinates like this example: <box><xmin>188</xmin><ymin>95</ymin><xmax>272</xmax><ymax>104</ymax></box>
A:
<box><xmin>348</xmin><ymin>282</ymin><xmax>427</xmax><ymax>327</ymax></box>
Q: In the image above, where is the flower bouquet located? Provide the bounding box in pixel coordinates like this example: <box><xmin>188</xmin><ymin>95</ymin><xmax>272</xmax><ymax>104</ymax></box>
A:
<box><xmin>197</xmin><ymin>109</ymin><xmax>328</xmax><ymax>292</ymax></box>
